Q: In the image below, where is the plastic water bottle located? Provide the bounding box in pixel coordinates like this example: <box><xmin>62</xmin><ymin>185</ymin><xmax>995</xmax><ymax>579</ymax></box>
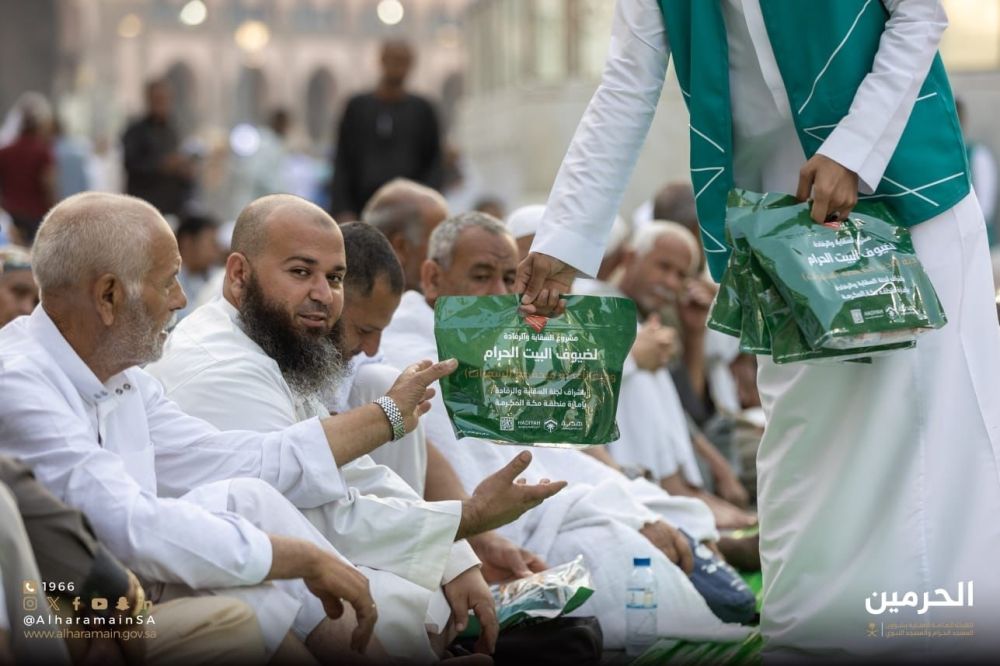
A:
<box><xmin>625</xmin><ymin>557</ymin><xmax>658</xmax><ymax>657</ymax></box>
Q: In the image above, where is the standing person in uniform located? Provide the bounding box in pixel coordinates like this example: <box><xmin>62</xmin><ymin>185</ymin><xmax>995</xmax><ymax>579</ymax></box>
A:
<box><xmin>515</xmin><ymin>0</ymin><xmax>1000</xmax><ymax>659</ymax></box>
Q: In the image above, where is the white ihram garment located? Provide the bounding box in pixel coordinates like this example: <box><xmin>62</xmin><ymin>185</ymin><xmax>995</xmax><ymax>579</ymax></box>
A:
<box><xmin>533</xmin><ymin>0</ymin><xmax>1000</xmax><ymax>658</ymax></box>
<box><xmin>146</xmin><ymin>298</ymin><xmax>481</xmax><ymax>660</ymax></box>
<box><xmin>380</xmin><ymin>291</ymin><xmax>747</xmax><ymax>649</ymax></box>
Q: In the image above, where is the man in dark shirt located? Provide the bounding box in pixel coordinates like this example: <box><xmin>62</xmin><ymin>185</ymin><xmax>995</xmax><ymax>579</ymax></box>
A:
<box><xmin>121</xmin><ymin>79</ymin><xmax>195</xmax><ymax>216</ymax></box>
<box><xmin>329</xmin><ymin>40</ymin><xmax>443</xmax><ymax>220</ymax></box>
<box><xmin>0</xmin><ymin>95</ymin><xmax>54</xmax><ymax>245</ymax></box>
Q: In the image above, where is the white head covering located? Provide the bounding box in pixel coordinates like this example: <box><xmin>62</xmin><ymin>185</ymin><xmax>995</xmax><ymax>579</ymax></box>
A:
<box><xmin>505</xmin><ymin>204</ymin><xmax>547</xmax><ymax>240</ymax></box>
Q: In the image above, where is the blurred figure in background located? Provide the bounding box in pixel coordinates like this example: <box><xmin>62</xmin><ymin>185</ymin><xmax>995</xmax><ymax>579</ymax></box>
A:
<box><xmin>329</xmin><ymin>40</ymin><xmax>443</xmax><ymax>220</ymax></box>
<box><xmin>363</xmin><ymin>178</ymin><xmax>449</xmax><ymax>293</ymax></box>
<box><xmin>473</xmin><ymin>196</ymin><xmax>506</xmax><ymax>220</ymax></box>
<box><xmin>122</xmin><ymin>78</ymin><xmax>196</xmax><ymax>216</ymax></box>
<box><xmin>652</xmin><ymin>182</ymin><xmax>702</xmax><ymax>273</ymax></box>
<box><xmin>0</xmin><ymin>246</ymin><xmax>37</xmax><ymax>327</ymax></box>
<box><xmin>0</xmin><ymin>92</ymin><xmax>54</xmax><ymax>246</ymax></box>
<box><xmin>174</xmin><ymin>212</ymin><xmax>222</xmax><ymax>321</ymax></box>
<box><xmin>52</xmin><ymin>117</ymin><xmax>93</xmax><ymax>200</ymax></box>
<box><xmin>230</xmin><ymin>109</ymin><xmax>293</xmax><ymax>215</ymax></box>
<box><xmin>958</xmin><ymin>98</ymin><xmax>998</xmax><ymax>246</ymax></box>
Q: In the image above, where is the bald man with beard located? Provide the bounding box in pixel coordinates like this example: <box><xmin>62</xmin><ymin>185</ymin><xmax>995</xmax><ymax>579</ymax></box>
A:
<box><xmin>148</xmin><ymin>194</ymin><xmax>565</xmax><ymax>661</ymax></box>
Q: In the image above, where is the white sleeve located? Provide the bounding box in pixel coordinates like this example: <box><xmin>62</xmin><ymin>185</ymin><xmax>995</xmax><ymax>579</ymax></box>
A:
<box><xmin>349</xmin><ymin>363</ymin><xmax>429</xmax><ymax>496</ymax></box>
<box><xmin>163</xmin><ymin>359</ymin><xmax>466</xmax><ymax>594</ymax></box>
<box><xmin>532</xmin><ymin>0</ymin><xmax>671</xmax><ymax>277</ymax></box>
<box><xmin>0</xmin><ymin>367</ymin><xmax>273</xmax><ymax>589</ymax></box>
<box><xmin>441</xmin><ymin>540</ymin><xmax>481</xmax><ymax>585</ymax></box>
<box><xmin>816</xmin><ymin>0</ymin><xmax>949</xmax><ymax>193</ymax></box>
<box><xmin>139</xmin><ymin>370</ymin><xmax>347</xmax><ymax>509</ymax></box>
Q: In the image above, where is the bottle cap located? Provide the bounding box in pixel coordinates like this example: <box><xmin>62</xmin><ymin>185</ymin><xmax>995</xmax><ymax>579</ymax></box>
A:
<box><xmin>633</xmin><ymin>557</ymin><xmax>651</xmax><ymax>567</ymax></box>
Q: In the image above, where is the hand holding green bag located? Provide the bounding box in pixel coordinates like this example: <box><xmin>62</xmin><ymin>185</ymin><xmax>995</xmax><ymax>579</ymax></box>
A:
<box><xmin>739</xmin><ymin>191</ymin><xmax>946</xmax><ymax>351</ymax></box>
<box><xmin>709</xmin><ymin>190</ymin><xmax>945</xmax><ymax>364</ymax></box>
<box><xmin>434</xmin><ymin>294</ymin><xmax>637</xmax><ymax>446</ymax></box>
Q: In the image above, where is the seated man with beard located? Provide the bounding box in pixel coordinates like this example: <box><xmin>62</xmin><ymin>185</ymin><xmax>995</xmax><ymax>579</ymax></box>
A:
<box><xmin>0</xmin><ymin>192</ymin><xmax>460</xmax><ymax>663</ymax></box>
<box><xmin>147</xmin><ymin>194</ymin><xmax>566</xmax><ymax>659</ymax></box>
<box><xmin>380</xmin><ymin>211</ymin><xmax>754</xmax><ymax>648</ymax></box>
<box><xmin>329</xmin><ymin>221</ymin><xmax>553</xmax><ymax>583</ymax></box>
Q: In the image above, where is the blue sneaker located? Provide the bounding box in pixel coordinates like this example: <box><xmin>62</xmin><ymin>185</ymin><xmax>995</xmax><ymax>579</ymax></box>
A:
<box><xmin>681</xmin><ymin>529</ymin><xmax>757</xmax><ymax>624</ymax></box>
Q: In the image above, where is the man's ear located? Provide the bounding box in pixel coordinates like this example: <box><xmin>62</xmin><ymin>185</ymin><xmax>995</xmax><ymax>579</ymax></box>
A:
<box><xmin>92</xmin><ymin>273</ymin><xmax>125</xmax><ymax>327</ymax></box>
<box><xmin>225</xmin><ymin>253</ymin><xmax>251</xmax><ymax>304</ymax></box>
<box><xmin>420</xmin><ymin>259</ymin><xmax>442</xmax><ymax>302</ymax></box>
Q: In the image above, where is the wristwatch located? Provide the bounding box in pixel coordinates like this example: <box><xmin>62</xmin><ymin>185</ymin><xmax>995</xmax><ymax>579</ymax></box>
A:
<box><xmin>374</xmin><ymin>396</ymin><xmax>406</xmax><ymax>441</ymax></box>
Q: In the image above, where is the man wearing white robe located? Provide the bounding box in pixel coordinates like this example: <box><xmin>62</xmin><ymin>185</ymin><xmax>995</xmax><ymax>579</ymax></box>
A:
<box><xmin>147</xmin><ymin>194</ymin><xmax>570</xmax><ymax>658</ymax></box>
<box><xmin>381</xmin><ymin>211</ymin><xmax>752</xmax><ymax>649</ymax></box>
<box><xmin>515</xmin><ymin>0</ymin><xmax>1000</xmax><ymax>658</ymax></box>
<box><xmin>0</xmin><ymin>192</ymin><xmax>466</xmax><ymax>661</ymax></box>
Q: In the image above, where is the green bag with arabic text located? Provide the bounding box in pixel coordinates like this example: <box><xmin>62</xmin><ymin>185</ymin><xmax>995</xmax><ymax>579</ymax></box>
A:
<box><xmin>709</xmin><ymin>190</ymin><xmax>945</xmax><ymax>364</ymax></box>
<box><xmin>735</xmin><ymin>191</ymin><xmax>945</xmax><ymax>351</ymax></box>
<box><xmin>434</xmin><ymin>294</ymin><xmax>636</xmax><ymax>446</ymax></box>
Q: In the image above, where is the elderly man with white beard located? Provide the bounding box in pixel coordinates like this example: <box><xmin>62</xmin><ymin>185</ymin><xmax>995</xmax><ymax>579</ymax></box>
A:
<box><xmin>0</xmin><ymin>192</ymin><xmax>463</xmax><ymax>663</ymax></box>
<box><xmin>380</xmin><ymin>211</ymin><xmax>753</xmax><ymax>649</ymax></box>
<box><xmin>146</xmin><ymin>194</ymin><xmax>566</xmax><ymax>660</ymax></box>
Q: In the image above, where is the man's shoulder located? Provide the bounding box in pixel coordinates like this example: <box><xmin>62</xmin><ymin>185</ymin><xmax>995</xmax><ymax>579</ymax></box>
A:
<box><xmin>382</xmin><ymin>293</ymin><xmax>437</xmax><ymax>370</ymax></box>
<box><xmin>352</xmin><ymin>362</ymin><xmax>401</xmax><ymax>396</ymax></box>
<box><xmin>0</xmin><ymin>324</ymin><xmax>73</xmax><ymax>409</ymax></box>
<box><xmin>150</xmin><ymin>302</ymin><xmax>282</xmax><ymax>391</ymax></box>
<box><xmin>0</xmin><ymin>317</ymin><xmax>48</xmax><ymax>370</ymax></box>
<box><xmin>407</xmin><ymin>93</ymin><xmax>435</xmax><ymax>109</ymax></box>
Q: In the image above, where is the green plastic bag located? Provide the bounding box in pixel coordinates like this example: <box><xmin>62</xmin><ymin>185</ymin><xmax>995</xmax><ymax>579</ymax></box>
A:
<box><xmin>434</xmin><ymin>294</ymin><xmax>637</xmax><ymax>446</ymax></box>
<box><xmin>737</xmin><ymin>190</ymin><xmax>946</xmax><ymax>350</ymax></box>
<box><xmin>709</xmin><ymin>190</ymin><xmax>945</xmax><ymax>364</ymax></box>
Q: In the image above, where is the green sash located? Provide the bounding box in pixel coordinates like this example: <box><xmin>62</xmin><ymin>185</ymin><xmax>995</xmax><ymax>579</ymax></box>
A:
<box><xmin>657</xmin><ymin>0</ymin><xmax>970</xmax><ymax>280</ymax></box>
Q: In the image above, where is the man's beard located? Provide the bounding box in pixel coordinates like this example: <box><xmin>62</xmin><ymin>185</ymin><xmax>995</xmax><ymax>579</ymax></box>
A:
<box><xmin>104</xmin><ymin>294</ymin><xmax>172</xmax><ymax>368</ymax></box>
<box><xmin>238</xmin><ymin>274</ymin><xmax>346</xmax><ymax>396</ymax></box>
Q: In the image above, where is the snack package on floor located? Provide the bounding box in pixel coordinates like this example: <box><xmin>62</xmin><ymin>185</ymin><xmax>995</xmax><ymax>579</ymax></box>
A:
<box><xmin>434</xmin><ymin>294</ymin><xmax>636</xmax><ymax>446</ymax></box>
<box><xmin>709</xmin><ymin>190</ymin><xmax>946</xmax><ymax>364</ymax></box>
<box><xmin>491</xmin><ymin>555</ymin><xmax>595</xmax><ymax>630</ymax></box>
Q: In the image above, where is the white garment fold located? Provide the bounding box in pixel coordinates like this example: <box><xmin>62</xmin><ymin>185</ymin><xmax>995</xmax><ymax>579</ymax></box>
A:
<box><xmin>171</xmin><ymin>477</ymin><xmax>440</xmax><ymax>661</ymax></box>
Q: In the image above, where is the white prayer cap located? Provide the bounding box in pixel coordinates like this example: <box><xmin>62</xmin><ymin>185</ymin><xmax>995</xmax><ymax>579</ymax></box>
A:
<box><xmin>505</xmin><ymin>205</ymin><xmax>547</xmax><ymax>240</ymax></box>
